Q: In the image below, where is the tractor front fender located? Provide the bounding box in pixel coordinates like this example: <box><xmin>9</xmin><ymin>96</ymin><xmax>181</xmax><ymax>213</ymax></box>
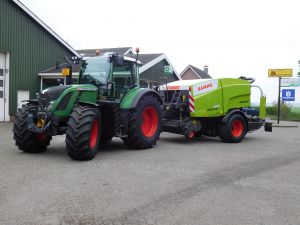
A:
<box><xmin>120</xmin><ymin>88</ymin><xmax>162</xmax><ymax>110</ymax></box>
<box><xmin>51</xmin><ymin>84</ymin><xmax>98</xmax><ymax>117</ymax></box>
<box><xmin>77</xmin><ymin>101</ymin><xmax>98</xmax><ymax>108</ymax></box>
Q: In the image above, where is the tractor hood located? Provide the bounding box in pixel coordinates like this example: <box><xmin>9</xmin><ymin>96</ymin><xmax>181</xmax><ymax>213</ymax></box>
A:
<box><xmin>37</xmin><ymin>84</ymin><xmax>98</xmax><ymax>117</ymax></box>
<box><xmin>40</xmin><ymin>85</ymin><xmax>73</xmax><ymax>102</ymax></box>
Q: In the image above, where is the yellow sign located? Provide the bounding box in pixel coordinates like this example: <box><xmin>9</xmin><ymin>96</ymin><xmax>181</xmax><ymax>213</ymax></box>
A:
<box><xmin>268</xmin><ymin>69</ymin><xmax>293</xmax><ymax>77</ymax></box>
<box><xmin>61</xmin><ymin>68</ymin><xmax>70</xmax><ymax>76</ymax></box>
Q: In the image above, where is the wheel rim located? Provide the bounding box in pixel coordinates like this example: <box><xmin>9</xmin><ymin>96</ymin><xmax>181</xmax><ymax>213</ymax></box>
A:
<box><xmin>231</xmin><ymin>120</ymin><xmax>244</xmax><ymax>137</ymax></box>
<box><xmin>187</xmin><ymin>131</ymin><xmax>195</xmax><ymax>140</ymax></box>
<box><xmin>37</xmin><ymin>133</ymin><xmax>47</xmax><ymax>142</ymax></box>
<box><xmin>141</xmin><ymin>106</ymin><xmax>158</xmax><ymax>138</ymax></box>
<box><xmin>90</xmin><ymin>120</ymin><xmax>99</xmax><ymax>149</ymax></box>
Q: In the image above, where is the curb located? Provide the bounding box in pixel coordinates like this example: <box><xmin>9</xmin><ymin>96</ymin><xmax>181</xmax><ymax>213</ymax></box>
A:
<box><xmin>272</xmin><ymin>124</ymin><xmax>298</xmax><ymax>128</ymax></box>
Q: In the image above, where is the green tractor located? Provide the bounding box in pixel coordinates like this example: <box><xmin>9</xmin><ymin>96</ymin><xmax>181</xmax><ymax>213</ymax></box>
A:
<box><xmin>13</xmin><ymin>52</ymin><xmax>162</xmax><ymax>160</ymax></box>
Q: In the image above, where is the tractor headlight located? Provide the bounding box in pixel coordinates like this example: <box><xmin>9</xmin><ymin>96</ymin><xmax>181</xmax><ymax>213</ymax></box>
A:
<box><xmin>47</xmin><ymin>101</ymin><xmax>55</xmax><ymax>111</ymax></box>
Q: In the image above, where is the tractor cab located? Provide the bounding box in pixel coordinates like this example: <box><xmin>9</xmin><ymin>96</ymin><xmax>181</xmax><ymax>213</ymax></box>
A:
<box><xmin>79</xmin><ymin>54</ymin><xmax>141</xmax><ymax>100</ymax></box>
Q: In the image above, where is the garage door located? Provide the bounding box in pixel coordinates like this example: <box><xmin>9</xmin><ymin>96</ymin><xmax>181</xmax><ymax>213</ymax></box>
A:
<box><xmin>0</xmin><ymin>52</ymin><xmax>5</xmax><ymax>122</ymax></box>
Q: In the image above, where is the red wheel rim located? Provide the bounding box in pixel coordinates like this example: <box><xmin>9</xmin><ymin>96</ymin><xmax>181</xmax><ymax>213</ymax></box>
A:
<box><xmin>187</xmin><ymin>131</ymin><xmax>195</xmax><ymax>139</ymax></box>
<box><xmin>141</xmin><ymin>106</ymin><xmax>158</xmax><ymax>138</ymax></box>
<box><xmin>90</xmin><ymin>120</ymin><xmax>99</xmax><ymax>149</ymax></box>
<box><xmin>37</xmin><ymin>133</ymin><xmax>47</xmax><ymax>142</ymax></box>
<box><xmin>231</xmin><ymin>120</ymin><xmax>244</xmax><ymax>137</ymax></box>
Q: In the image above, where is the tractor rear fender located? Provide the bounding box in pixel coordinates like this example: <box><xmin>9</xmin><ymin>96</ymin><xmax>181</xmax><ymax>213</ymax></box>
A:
<box><xmin>222</xmin><ymin>109</ymin><xmax>248</xmax><ymax>126</ymax></box>
<box><xmin>120</xmin><ymin>88</ymin><xmax>162</xmax><ymax>110</ymax></box>
<box><xmin>119</xmin><ymin>88</ymin><xmax>162</xmax><ymax>136</ymax></box>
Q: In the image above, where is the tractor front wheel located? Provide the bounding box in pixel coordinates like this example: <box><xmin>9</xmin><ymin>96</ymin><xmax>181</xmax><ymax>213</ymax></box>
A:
<box><xmin>66</xmin><ymin>105</ymin><xmax>101</xmax><ymax>160</ymax></box>
<box><xmin>123</xmin><ymin>94</ymin><xmax>162</xmax><ymax>149</ymax></box>
<box><xmin>13</xmin><ymin>105</ymin><xmax>51</xmax><ymax>153</ymax></box>
<box><xmin>219</xmin><ymin>113</ymin><xmax>247</xmax><ymax>143</ymax></box>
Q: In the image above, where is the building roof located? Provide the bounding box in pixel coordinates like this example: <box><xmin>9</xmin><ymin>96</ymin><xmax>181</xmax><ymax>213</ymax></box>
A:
<box><xmin>39</xmin><ymin>48</ymin><xmax>181</xmax><ymax>80</ymax></box>
<box><xmin>12</xmin><ymin>0</ymin><xmax>80</xmax><ymax>58</ymax></box>
<box><xmin>137</xmin><ymin>54</ymin><xmax>163</xmax><ymax>65</ymax></box>
<box><xmin>77</xmin><ymin>47</ymin><xmax>133</xmax><ymax>58</ymax></box>
<box><xmin>180</xmin><ymin>65</ymin><xmax>211</xmax><ymax>79</ymax></box>
<box><xmin>76</xmin><ymin>48</ymin><xmax>162</xmax><ymax>65</ymax></box>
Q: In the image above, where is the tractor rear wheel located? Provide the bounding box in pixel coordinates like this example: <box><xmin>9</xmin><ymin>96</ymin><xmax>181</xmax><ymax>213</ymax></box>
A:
<box><xmin>219</xmin><ymin>113</ymin><xmax>247</xmax><ymax>143</ymax></box>
<box><xmin>66</xmin><ymin>105</ymin><xmax>101</xmax><ymax>160</ymax></box>
<box><xmin>123</xmin><ymin>94</ymin><xmax>162</xmax><ymax>149</ymax></box>
<box><xmin>13</xmin><ymin>105</ymin><xmax>51</xmax><ymax>153</ymax></box>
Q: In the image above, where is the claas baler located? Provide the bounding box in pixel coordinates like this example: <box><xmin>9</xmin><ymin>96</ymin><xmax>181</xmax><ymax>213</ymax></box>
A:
<box><xmin>159</xmin><ymin>77</ymin><xmax>272</xmax><ymax>142</ymax></box>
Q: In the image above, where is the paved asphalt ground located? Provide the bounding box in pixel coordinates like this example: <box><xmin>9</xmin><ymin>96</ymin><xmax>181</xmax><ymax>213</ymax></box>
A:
<box><xmin>0</xmin><ymin>122</ymin><xmax>300</xmax><ymax>225</ymax></box>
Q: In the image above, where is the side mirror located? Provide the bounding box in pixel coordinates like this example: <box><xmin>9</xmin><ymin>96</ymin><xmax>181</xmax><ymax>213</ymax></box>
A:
<box><xmin>117</xmin><ymin>56</ymin><xmax>124</xmax><ymax>66</ymax></box>
<box><xmin>55</xmin><ymin>61</ymin><xmax>60</xmax><ymax>69</ymax></box>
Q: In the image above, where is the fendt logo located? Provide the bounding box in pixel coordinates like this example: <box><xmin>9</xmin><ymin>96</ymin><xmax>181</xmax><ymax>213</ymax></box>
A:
<box><xmin>193</xmin><ymin>80</ymin><xmax>218</xmax><ymax>96</ymax></box>
<box><xmin>197</xmin><ymin>83</ymin><xmax>213</xmax><ymax>91</ymax></box>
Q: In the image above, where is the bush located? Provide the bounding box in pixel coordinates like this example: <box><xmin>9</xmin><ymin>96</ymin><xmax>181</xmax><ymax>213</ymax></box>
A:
<box><xmin>266</xmin><ymin>101</ymin><xmax>292</xmax><ymax>120</ymax></box>
<box><xmin>266</xmin><ymin>106</ymin><xmax>276</xmax><ymax>115</ymax></box>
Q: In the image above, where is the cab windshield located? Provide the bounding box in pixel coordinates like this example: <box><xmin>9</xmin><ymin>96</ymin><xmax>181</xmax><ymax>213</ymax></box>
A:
<box><xmin>80</xmin><ymin>56</ymin><xmax>110</xmax><ymax>85</ymax></box>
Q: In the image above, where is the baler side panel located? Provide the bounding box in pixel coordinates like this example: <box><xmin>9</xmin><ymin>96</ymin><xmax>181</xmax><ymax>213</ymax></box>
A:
<box><xmin>220</xmin><ymin>78</ymin><xmax>251</xmax><ymax>114</ymax></box>
<box><xmin>190</xmin><ymin>80</ymin><xmax>224</xmax><ymax>117</ymax></box>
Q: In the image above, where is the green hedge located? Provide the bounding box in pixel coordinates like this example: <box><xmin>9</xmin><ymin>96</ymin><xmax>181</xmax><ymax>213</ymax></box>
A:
<box><xmin>266</xmin><ymin>102</ymin><xmax>300</xmax><ymax>121</ymax></box>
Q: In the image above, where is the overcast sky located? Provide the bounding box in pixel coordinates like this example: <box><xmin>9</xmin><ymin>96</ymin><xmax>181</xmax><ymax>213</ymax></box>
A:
<box><xmin>21</xmin><ymin>0</ymin><xmax>300</xmax><ymax>103</ymax></box>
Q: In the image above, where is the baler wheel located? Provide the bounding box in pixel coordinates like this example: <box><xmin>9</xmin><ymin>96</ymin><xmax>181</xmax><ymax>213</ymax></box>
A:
<box><xmin>66</xmin><ymin>105</ymin><xmax>101</xmax><ymax>160</ymax></box>
<box><xmin>219</xmin><ymin>113</ymin><xmax>247</xmax><ymax>143</ymax></box>
<box><xmin>185</xmin><ymin>130</ymin><xmax>196</xmax><ymax>140</ymax></box>
<box><xmin>13</xmin><ymin>105</ymin><xmax>51</xmax><ymax>153</ymax></box>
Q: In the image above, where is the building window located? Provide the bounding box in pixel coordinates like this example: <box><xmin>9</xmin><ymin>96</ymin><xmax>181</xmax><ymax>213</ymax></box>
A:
<box><xmin>42</xmin><ymin>78</ymin><xmax>64</xmax><ymax>90</ymax></box>
<box><xmin>72</xmin><ymin>78</ymin><xmax>78</xmax><ymax>84</ymax></box>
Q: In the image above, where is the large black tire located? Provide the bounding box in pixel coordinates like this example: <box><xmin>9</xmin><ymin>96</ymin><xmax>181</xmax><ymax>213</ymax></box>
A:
<box><xmin>219</xmin><ymin>113</ymin><xmax>247</xmax><ymax>143</ymax></box>
<box><xmin>13</xmin><ymin>105</ymin><xmax>51</xmax><ymax>153</ymax></box>
<box><xmin>66</xmin><ymin>105</ymin><xmax>101</xmax><ymax>160</ymax></box>
<box><xmin>123</xmin><ymin>94</ymin><xmax>162</xmax><ymax>149</ymax></box>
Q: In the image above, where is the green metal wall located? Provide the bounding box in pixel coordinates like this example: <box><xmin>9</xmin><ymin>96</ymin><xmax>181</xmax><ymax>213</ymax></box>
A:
<box><xmin>0</xmin><ymin>0</ymin><xmax>74</xmax><ymax>115</ymax></box>
<box><xmin>140</xmin><ymin>59</ymin><xmax>178</xmax><ymax>84</ymax></box>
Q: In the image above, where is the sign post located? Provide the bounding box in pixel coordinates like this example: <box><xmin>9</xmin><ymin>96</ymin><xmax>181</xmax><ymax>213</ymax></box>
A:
<box><xmin>268</xmin><ymin>68</ymin><xmax>293</xmax><ymax>124</ymax></box>
<box><xmin>277</xmin><ymin>77</ymin><xmax>281</xmax><ymax>124</ymax></box>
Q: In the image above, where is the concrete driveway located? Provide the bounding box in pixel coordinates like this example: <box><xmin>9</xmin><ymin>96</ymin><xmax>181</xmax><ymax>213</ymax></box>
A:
<box><xmin>0</xmin><ymin>122</ymin><xmax>299</xmax><ymax>225</ymax></box>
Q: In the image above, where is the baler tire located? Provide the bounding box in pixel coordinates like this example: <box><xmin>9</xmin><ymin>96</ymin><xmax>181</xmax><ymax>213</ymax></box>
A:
<box><xmin>123</xmin><ymin>94</ymin><xmax>162</xmax><ymax>149</ymax></box>
<box><xmin>13</xmin><ymin>105</ymin><xmax>51</xmax><ymax>153</ymax></box>
<box><xmin>66</xmin><ymin>105</ymin><xmax>101</xmax><ymax>161</ymax></box>
<box><xmin>219</xmin><ymin>113</ymin><xmax>247</xmax><ymax>143</ymax></box>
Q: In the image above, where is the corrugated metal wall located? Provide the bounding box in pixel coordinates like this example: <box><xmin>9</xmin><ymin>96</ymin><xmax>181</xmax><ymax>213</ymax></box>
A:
<box><xmin>0</xmin><ymin>0</ymin><xmax>74</xmax><ymax>115</ymax></box>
